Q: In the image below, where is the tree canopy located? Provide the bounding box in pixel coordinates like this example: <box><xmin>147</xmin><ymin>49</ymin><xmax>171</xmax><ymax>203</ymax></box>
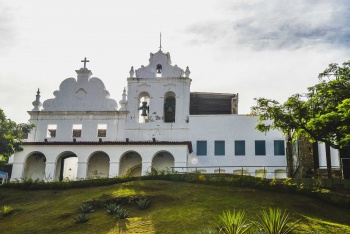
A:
<box><xmin>0</xmin><ymin>109</ymin><xmax>35</xmax><ymax>162</ymax></box>
<box><xmin>251</xmin><ymin>61</ymin><xmax>350</xmax><ymax>150</ymax></box>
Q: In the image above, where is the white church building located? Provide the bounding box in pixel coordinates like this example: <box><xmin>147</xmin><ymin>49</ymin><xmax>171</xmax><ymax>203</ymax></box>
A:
<box><xmin>10</xmin><ymin>47</ymin><xmax>289</xmax><ymax>182</ymax></box>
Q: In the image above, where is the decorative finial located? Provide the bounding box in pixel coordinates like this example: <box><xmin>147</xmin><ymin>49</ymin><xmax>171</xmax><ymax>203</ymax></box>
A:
<box><xmin>32</xmin><ymin>88</ymin><xmax>42</xmax><ymax>111</ymax></box>
<box><xmin>81</xmin><ymin>57</ymin><xmax>89</xmax><ymax>69</ymax></box>
<box><xmin>129</xmin><ymin>66</ymin><xmax>135</xmax><ymax>78</ymax></box>
<box><xmin>119</xmin><ymin>87</ymin><xmax>128</xmax><ymax>111</ymax></box>
<box><xmin>159</xmin><ymin>32</ymin><xmax>162</xmax><ymax>51</ymax></box>
<box><xmin>185</xmin><ymin>66</ymin><xmax>191</xmax><ymax>78</ymax></box>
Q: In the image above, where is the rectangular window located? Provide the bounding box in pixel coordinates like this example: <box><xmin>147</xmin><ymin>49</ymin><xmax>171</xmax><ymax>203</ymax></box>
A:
<box><xmin>97</xmin><ymin>124</ymin><xmax>107</xmax><ymax>137</ymax></box>
<box><xmin>235</xmin><ymin>140</ymin><xmax>245</xmax><ymax>156</ymax></box>
<box><xmin>274</xmin><ymin>140</ymin><xmax>285</xmax><ymax>155</ymax></box>
<box><xmin>215</xmin><ymin>141</ymin><xmax>225</xmax><ymax>156</ymax></box>
<box><xmin>72</xmin><ymin>124</ymin><xmax>82</xmax><ymax>138</ymax></box>
<box><xmin>255</xmin><ymin>140</ymin><xmax>266</xmax><ymax>156</ymax></box>
<box><xmin>47</xmin><ymin>124</ymin><xmax>57</xmax><ymax>138</ymax></box>
<box><xmin>197</xmin><ymin>141</ymin><xmax>207</xmax><ymax>156</ymax></box>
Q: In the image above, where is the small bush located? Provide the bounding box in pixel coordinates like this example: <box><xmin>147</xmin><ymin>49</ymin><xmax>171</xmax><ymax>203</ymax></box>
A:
<box><xmin>136</xmin><ymin>197</ymin><xmax>150</xmax><ymax>210</ymax></box>
<box><xmin>106</xmin><ymin>203</ymin><xmax>120</xmax><ymax>215</ymax></box>
<box><xmin>253</xmin><ymin>208</ymin><xmax>299</xmax><ymax>234</ymax></box>
<box><xmin>0</xmin><ymin>205</ymin><xmax>14</xmax><ymax>216</ymax></box>
<box><xmin>215</xmin><ymin>210</ymin><xmax>252</xmax><ymax>234</ymax></box>
<box><xmin>80</xmin><ymin>204</ymin><xmax>94</xmax><ymax>213</ymax></box>
<box><xmin>116</xmin><ymin>208</ymin><xmax>129</xmax><ymax>219</ymax></box>
<box><xmin>74</xmin><ymin>213</ymin><xmax>89</xmax><ymax>223</ymax></box>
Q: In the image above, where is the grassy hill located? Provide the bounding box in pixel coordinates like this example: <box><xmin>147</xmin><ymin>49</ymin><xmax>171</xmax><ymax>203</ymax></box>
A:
<box><xmin>0</xmin><ymin>180</ymin><xmax>349</xmax><ymax>233</ymax></box>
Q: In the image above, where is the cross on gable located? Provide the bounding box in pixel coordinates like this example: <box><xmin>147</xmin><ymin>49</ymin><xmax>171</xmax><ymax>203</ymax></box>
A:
<box><xmin>81</xmin><ymin>57</ymin><xmax>89</xmax><ymax>68</ymax></box>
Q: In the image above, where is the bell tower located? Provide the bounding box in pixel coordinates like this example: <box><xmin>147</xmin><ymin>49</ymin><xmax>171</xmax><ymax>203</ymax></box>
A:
<box><xmin>125</xmin><ymin>47</ymin><xmax>192</xmax><ymax>133</ymax></box>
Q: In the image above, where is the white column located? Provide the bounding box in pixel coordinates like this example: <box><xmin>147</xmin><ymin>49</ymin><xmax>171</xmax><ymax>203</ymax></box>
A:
<box><xmin>10</xmin><ymin>162</ymin><xmax>25</xmax><ymax>181</ymax></box>
<box><xmin>109</xmin><ymin>162</ymin><xmax>119</xmax><ymax>178</ymax></box>
<box><xmin>142</xmin><ymin>161</ymin><xmax>152</xmax><ymax>175</ymax></box>
<box><xmin>44</xmin><ymin>162</ymin><xmax>56</xmax><ymax>182</ymax></box>
<box><xmin>76</xmin><ymin>162</ymin><xmax>88</xmax><ymax>180</ymax></box>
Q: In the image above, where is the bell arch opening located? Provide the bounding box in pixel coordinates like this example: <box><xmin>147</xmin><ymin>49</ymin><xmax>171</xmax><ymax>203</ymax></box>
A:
<box><xmin>138</xmin><ymin>92</ymin><xmax>150</xmax><ymax>123</ymax></box>
<box><xmin>164</xmin><ymin>92</ymin><xmax>176</xmax><ymax>123</ymax></box>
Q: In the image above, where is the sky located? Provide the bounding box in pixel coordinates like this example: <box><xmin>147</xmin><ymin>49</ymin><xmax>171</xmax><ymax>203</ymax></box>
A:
<box><xmin>0</xmin><ymin>0</ymin><xmax>349</xmax><ymax>123</ymax></box>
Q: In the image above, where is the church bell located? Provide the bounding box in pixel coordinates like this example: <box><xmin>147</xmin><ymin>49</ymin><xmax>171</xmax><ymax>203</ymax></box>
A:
<box><xmin>139</xmin><ymin>101</ymin><xmax>149</xmax><ymax>116</ymax></box>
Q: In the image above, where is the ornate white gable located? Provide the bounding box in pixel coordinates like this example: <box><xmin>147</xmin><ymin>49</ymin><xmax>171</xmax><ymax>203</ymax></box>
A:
<box><xmin>42</xmin><ymin>68</ymin><xmax>118</xmax><ymax>111</ymax></box>
<box><xmin>134</xmin><ymin>50</ymin><xmax>185</xmax><ymax>78</ymax></box>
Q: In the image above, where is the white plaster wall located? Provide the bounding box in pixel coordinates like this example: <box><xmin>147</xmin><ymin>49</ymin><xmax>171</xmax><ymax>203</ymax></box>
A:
<box><xmin>27</xmin><ymin>111</ymin><xmax>127</xmax><ymax>142</ymax></box>
<box><xmin>126</xmin><ymin>77</ymin><xmax>191</xmax><ymax>129</ymax></box>
<box><xmin>318</xmin><ymin>143</ymin><xmax>340</xmax><ymax>168</ymax></box>
<box><xmin>11</xmin><ymin>144</ymin><xmax>189</xmax><ymax>181</ymax></box>
<box><xmin>187</xmin><ymin>115</ymin><xmax>287</xmax><ymax>176</ymax></box>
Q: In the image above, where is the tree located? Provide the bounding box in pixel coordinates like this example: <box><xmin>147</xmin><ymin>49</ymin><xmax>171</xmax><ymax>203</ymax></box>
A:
<box><xmin>0</xmin><ymin>109</ymin><xmax>35</xmax><ymax>162</ymax></box>
<box><xmin>251</xmin><ymin>61</ymin><xmax>350</xmax><ymax>178</ymax></box>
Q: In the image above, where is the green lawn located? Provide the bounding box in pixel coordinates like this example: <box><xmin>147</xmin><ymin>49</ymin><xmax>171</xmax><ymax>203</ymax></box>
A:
<box><xmin>0</xmin><ymin>180</ymin><xmax>349</xmax><ymax>233</ymax></box>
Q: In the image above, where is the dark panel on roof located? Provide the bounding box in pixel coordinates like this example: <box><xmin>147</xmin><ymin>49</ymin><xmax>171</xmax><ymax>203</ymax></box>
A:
<box><xmin>190</xmin><ymin>92</ymin><xmax>238</xmax><ymax>115</ymax></box>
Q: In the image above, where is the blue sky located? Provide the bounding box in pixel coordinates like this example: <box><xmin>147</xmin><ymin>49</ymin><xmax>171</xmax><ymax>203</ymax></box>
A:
<box><xmin>0</xmin><ymin>0</ymin><xmax>349</xmax><ymax>123</ymax></box>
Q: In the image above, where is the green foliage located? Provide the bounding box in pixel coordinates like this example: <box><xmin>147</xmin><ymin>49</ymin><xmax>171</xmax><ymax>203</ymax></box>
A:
<box><xmin>0</xmin><ymin>109</ymin><xmax>35</xmax><ymax>162</ymax></box>
<box><xmin>116</xmin><ymin>208</ymin><xmax>130</xmax><ymax>219</ymax></box>
<box><xmin>251</xmin><ymin>61</ymin><xmax>350</xmax><ymax>150</ymax></box>
<box><xmin>136</xmin><ymin>197</ymin><xmax>150</xmax><ymax>210</ymax></box>
<box><xmin>253</xmin><ymin>208</ymin><xmax>299</xmax><ymax>234</ymax></box>
<box><xmin>215</xmin><ymin>210</ymin><xmax>252</xmax><ymax>234</ymax></box>
<box><xmin>74</xmin><ymin>213</ymin><xmax>89</xmax><ymax>223</ymax></box>
<box><xmin>0</xmin><ymin>205</ymin><xmax>14</xmax><ymax>216</ymax></box>
<box><xmin>105</xmin><ymin>203</ymin><xmax>120</xmax><ymax>215</ymax></box>
<box><xmin>197</xmin><ymin>229</ymin><xmax>217</xmax><ymax>234</ymax></box>
<box><xmin>80</xmin><ymin>204</ymin><xmax>94</xmax><ymax>213</ymax></box>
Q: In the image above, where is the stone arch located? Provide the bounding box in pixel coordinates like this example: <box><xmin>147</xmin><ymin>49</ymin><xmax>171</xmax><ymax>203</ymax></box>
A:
<box><xmin>152</xmin><ymin>151</ymin><xmax>175</xmax><ymax>173</ymax></box>
<box><xmin>87</xmin><ymin>151</ymin><xmax>110</xmax><ymax>178</ymax></box>
<box><xmin>23</xmin><ymin>152</ymin><xmax>46</xmax><ymax>181</ymax></box>
<box><xmin>164</xmin><ymin>91</ymin><xmax>176</xmax><ymax>123</ymax></box>
<box><xmin>55</xmin><ymin>151</ymin><xmax>78</xmax><ymax>181</ymax></box>
<box><xmin>119</xmin><ymin>151</ymin><xmax>142</xmax><ymax>177</ymax></box>
<box><xmin>138</xmin><ymin>92</ymin><xmax>150</xmax><ymax>123</ymax></box>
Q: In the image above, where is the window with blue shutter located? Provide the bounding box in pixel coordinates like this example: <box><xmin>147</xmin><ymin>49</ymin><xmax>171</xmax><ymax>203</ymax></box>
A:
<box><xmin>197</xmin><ymin>141</ymin><xmax>207</xmax><ymax>156</ymax></box>
<box><xmin>255</xmin><ymin>140</ymin><xmax>266</xmax><ymax>156</ymax></box>
<box><xmin>235</xmin><ymin>140</ymin><xmax>245</xmax><ymax>156</ymax></box>
<box><xmin>215</xmin><ymin>141</ymin><xmax>225</xmax><ymax>156</ymax></box>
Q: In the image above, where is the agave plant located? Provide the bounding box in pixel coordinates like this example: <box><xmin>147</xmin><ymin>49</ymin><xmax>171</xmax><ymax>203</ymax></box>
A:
<box><xmin>105</xmin><ymin>203</ymin><xmax>120</xmax><ymax>215</ymax></box>
<box><xmin>74</xmin><ymin>213</ymin><xmax>89</xmax><ymax>223</ymax></box>
<box><xmin>136</xmin><ymin>197</ymin><xmax>150</xmax><ymax>210</ymax></box>
<box><xmin>116</xmin><ymin>208</ymin><xmax>130</xmax><ymax>219</ymax></box>
<box><xmin>253</xmin><ymin>208</ymin><xmax>299</xmax><ymax>234</ymax></box>
<box><xmin>80</xmin><ymin>204</ymin><xmax>94</xmax><ymax>213</ymax></box>
<box><xmin>1</xmin><ymin>205</ymin><xmax>14</xmax><ymax>216</ymax></box>
<box><xmin>216</xmin><ymin>210</ymin><xmax>252</xmax><ymax>234</ymax></box>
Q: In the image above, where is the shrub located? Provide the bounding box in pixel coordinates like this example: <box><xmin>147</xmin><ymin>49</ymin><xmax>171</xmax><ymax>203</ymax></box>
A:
<box><xmin>116</xmin><ymin>208</ymin><xmax>130</xmax><ymax>219</ymax></box>
<box><xmin>215</xmin><ymin>210</ymin><xmax>252</xmax><ymax>234</ymax></box>
<box><xmin>0</xmin><ymin>205</ymin><xmax>14</xmax><ymax>216</ymax></box>
<box><xmin>80</xmin><ymin>204</ymin><xmax>94</xmax><ymax>213</ymax></box>
<box><xmin>106</xmin><ymin>203</ymin><xmax>120</xmax><ymax>215</ymax></box>
<box><xmin>136</xmin><ymin>197</ymin><xmax>150</xmax><ymax>210</ymax></box>
<box><xmin>253</xmin><ymin>208</ymin><xmax>299</xmax><ymax>234</ymax></box>
<box><xmin>74</xmin><ymin>213</ymin><xmax>89</xmax><ymax>223</ymax></box>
